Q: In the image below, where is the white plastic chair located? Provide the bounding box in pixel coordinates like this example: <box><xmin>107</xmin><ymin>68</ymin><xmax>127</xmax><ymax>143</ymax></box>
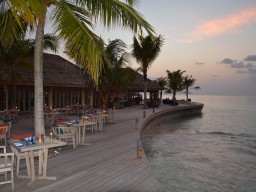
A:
<box><xmin>0</xmin><ymin>146</ymin><xmax>14</xmax><ymax>191</ymax></box>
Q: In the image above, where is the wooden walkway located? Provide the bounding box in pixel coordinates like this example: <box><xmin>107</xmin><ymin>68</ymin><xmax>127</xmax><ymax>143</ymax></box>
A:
<box><xmin>1</xmin><ymin>105</ymin><xmax>166</xmax><ymax>192</ymax></box>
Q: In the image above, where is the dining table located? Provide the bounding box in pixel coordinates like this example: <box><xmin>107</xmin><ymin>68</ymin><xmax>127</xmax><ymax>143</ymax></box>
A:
<box><xmin>9</xmin><ymin>108</ymin><xmax>20</xmax><ymax>123</ymax></box>
<box><xmin>66</xmin><ymin>120</ymin><xmax>96</xmax><ymax>147</ymax></box>
<box><xmin>0</xmin><ymin>110</ymin><xmax>6</xmax><ymax>119</ymax></box>
<box><xmin>9</xmin><ymin>136</ymin><xmax>67</xmax><ymax>186</ymax></box>
<box><xmin>44</xmin><ymin>112</ymin><xmax>62</xmax><ymax>128</ymax></box>
<box><xmin>56</xmin><ymin>107</ymin><xmax>71</xmax><ymax>119</ymax></box>
<box><xmin>101</xmin><ymin>113</ymin><xmax>111</xmax><ymax>125</ymax></box>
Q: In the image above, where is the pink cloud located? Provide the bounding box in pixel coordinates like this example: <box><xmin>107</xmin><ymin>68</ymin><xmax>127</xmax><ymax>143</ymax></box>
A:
<box><xmin>176</xmin><ymin>39</ymin><xmax>193</xmax><ymax>44</ymax></box>
<box><xmin>178</xmin><ymin>7</ymin><xmax>256</xmax><ymax>43</ymax></box>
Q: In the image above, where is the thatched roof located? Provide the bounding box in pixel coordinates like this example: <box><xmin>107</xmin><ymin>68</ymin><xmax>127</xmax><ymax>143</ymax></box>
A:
<box><xmin>0</xmin><ymin>53</ymin><xmax>160</xmax><ymax>91</ymax></box>
<box><xmin>43</xmin><ymin>54</ymin><xmax>87</xmax><ymax>87</ymax></box>
<box><xmin>0</xmin><ymin>53</ymin><xmax>87</xmax><ymax>87</ymax></box>
<box><xmin>121</xmin><ymin>68</ymin><xmax>161</xmax><ymax>91</ymax></box>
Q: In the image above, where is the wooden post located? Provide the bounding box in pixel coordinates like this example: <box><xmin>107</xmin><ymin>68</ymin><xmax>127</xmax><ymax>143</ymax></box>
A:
<box><xmin>135</xmin><ymin>118</ymin><xmax>138</xmax><ymax>129</ymax></box>
<box><xmin>137</xmin><ymin>139</ymin><xmax>142</xmax><ymax>159</ymax></box>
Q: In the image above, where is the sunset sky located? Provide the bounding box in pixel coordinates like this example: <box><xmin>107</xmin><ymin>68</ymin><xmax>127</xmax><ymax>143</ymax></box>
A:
<box><xmin>54</xmin><ymin>0</ymin><xmax>256</xmax><ymax>96</ymax></box>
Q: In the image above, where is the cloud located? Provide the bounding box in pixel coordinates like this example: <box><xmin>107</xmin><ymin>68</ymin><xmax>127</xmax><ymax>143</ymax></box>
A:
<box><xmin>176</xmin><ymin>39</ymin><xmax>193</xmax><ymax>44</ymax></box>
<box><xmin>219</xmin><ymin>56</ymin><xmax>256</xmax><ymax>81</ymax></box>
<box><xmin>220</xmin><ymin>58</ymin><xmax>235</xmax><ymax>64</ymax></box>
<box><xmin>237</xmin><ymin>70</ymin><xmax>247</xmax><ymax>74</ymax></box>
<box><xmin>178</xmin><ymin>7</ymin><xmax>256</xmax><ymax>43</ymax></box>
<box><xmin>219</xmin><ymin>58</ymin><xmax>256</xmax><ymax>69</ymax></box>
<box><xmin>195</xmin><ymin>62</ymin><xmax>204</xmax><ymax>65</ymax></box>
<box><xmin>244</xmin><ymin>55</ymin><xmax>256</xmax><ymax>61</ymax></box>
<box><xmin>231</xmin><ymin>61</ymin><xmax>245</xmax><ymax>68</ymax></box>
<box><xmin>230</xmin><ymin>62</ymin><xmax>256</xmax><ymax>69</ymax></box>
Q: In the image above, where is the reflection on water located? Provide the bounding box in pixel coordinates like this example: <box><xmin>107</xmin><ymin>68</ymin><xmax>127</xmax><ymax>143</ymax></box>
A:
<box><xmin>143</xmin><ymin>96</ymin><xmax>256</xmax><ymax>192</ymax></box>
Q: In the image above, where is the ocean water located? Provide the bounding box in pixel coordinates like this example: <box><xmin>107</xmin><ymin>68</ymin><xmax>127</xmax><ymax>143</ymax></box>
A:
<box><xmin>143</xmin><ymin>95</ymin><xmax>256</xmax><ymax>192</ymax></box>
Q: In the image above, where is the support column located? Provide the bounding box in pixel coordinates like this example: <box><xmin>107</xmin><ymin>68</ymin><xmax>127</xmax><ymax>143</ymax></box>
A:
<box><xmin>81</xmin><ymin>88</ymin><xmax>85</xmax><ymax>105</ymax></box>
<box><xmin>48</xmin><ymin>87</ymin><xmax>53</xmax><ymax>109</ymax></box>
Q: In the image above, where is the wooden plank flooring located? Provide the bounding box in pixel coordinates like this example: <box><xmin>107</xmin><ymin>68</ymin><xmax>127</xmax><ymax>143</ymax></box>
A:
<box><xmin>1</xmin><ymin>105</ymin><xmax>167</xmax><ymax>192</ymax></box>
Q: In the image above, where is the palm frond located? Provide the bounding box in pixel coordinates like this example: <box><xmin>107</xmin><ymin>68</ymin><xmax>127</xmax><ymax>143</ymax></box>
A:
<box><xmin>77</xmin><ymin>0</ymin><xmax>154</xmax><ymax>35</ymax></box>
<box><xmin>43</xmin><ymin>33</ymin><xmax>59</xmax><ymax>53</ymax></box>
<box><xmin>53</xmin><ymin>0</ymin><xmax>107</xmax><ymax>85</ymax></box>
<box><xmin>7</xmin><ymin>0</ymin><xmax>46</xmax><ymax>23</ymax></box>
<box><xmin>0</xmin><ymin>8</ymin><xmax>26</xmax><ymax>50</ymax></box>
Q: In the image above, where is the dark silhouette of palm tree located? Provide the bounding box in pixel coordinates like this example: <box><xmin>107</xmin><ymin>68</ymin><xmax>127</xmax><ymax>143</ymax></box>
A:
<box><xmin>153</xmin><ymin>77</ymin><xmax>167</xmax><ymax>102</ymax></box>
<box><xmin>183</xmin><ymin>75</ymin><xmax>200</xmax><ymax>101</ymax></box>
<box><xmin>165</xmin><ymin>70</ymin><xmax>185</xmax><ymax>101</ymax></box>
<box><xmin>132</xmin><ymin>35</ymin><xmax>164</xmax><ymax>109</ymax></box>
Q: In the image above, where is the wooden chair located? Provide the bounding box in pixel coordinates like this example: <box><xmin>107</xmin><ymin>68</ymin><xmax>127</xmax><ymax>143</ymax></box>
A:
<box><xmin>0</xmin><ymin>146</ymin><xmax>14</xmax><ymax>191</ymax></box>
<box><xmin>10</xmin><ymin>146</ymin><xmax>39</xmax><ymax>177</ymax></box>
<box><xmin>10</xmin><ymin>110</ymin><xmax>18</xmax><ymax>123</ymax></box>
<box><xmin>11</xmin><ymin>133</ymin><xmax>40</xmax><ymax>177</ymax></box>
<box><xmin>0</xmin><ymin>124</ymin><xmax>8</xmax><ymax>146</ymax></box>
<box><xmin>52</xmin><ymin>125</ymin><xmax>76</xmax><ymax>149</ymax></box>
<box><xmin>81</xmin><ymin>116</ymin><xmax>96</xmax><ymax>133</ymax></box>
<box><xmin>97</xmin><ymin>116</ymin><xmax>104</xmax><ymax>131</ymax></box>
<box><xmin>55</xmin><ymin>119</ymin><xmax>68</xmax><ymax>124</ymax></box>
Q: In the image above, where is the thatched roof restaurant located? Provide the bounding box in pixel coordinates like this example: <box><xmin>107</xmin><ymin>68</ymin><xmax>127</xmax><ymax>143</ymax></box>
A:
<box><xmin>0</xmin><ymin>53</ymin><xmax>161</xmax><ymax>111</ymax></box>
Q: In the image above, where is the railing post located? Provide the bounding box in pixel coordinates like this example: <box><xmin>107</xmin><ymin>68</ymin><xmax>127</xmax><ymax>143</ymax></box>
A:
<box><xmin>135</xmin><ymin>118</ymin><xmax>138</xmax><ymax>129</ymax></box>
<box><xmin>137</xmin><ymin>139</ymin><xmax>142</xmax><ymax>159</ymax></box>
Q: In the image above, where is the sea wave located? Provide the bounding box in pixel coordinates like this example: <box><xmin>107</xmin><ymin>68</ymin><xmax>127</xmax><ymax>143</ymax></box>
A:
<box><xmin>195</xmin><ymin>130</ymin><xmax>256</xmax><ymax>138</ymax></box>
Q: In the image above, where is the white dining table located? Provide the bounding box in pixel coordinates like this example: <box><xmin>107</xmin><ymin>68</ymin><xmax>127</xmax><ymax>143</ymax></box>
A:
<box><xmin>44</xmin><ymin>112</ymin><xmax>62</xmax><ymax>128</ymax></box>
<box><xmin>9</xmin><ymin>137</ymin><xmax>66</xmax><ymax>186</ymax></box>
<box><xmin>66</xmin><ymin>121</ymin><xmax>96</xmax><ymax>147</ymax></box>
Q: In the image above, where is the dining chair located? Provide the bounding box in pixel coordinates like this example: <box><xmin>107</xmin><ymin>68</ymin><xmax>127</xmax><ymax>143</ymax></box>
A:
<box><xmin>0</xmin><ymin>145</ymin><xmax>14</xmax><ymax>191</ymax></box>
<box><xmin>11</xmin><ymin>133</ymin><xmax>40</xmax><ymax>177</ymax></box>
<box><xmin>55</xmin><ymin>119</ymin><xmax>68</xmax><ymax>124</ymax></box>
<box><xmin>0</xmin><ymin>124</ymin><xmax>8</xmax><ymax>146</ymax></box>
<box><xmin>81</xmin><ymin>117</ymin><xmax>96</xmax><ymax>133</ymax></box>
<box><xmin>97</xmin><ymin>116</ymin><xmax>104</xmax><ymax>131</ymax></box>
<box><xmin>10</xmin><ymin>146</ymin><xmax>39</xmax><ymax>177</ymax></box>
<box><xmin>10</xmin><ymin>110</ymin><xmax>18</xmax><ymax>123</ymax></box>
<box><xmin>52</xmin><ymin>125</ymin><xmax>76</xmax><ymax>149</ymax></box>
<box><xmin>11</xmin><ymin>133</ymin><xmax>33</xmax><ymax>141</ymax></box>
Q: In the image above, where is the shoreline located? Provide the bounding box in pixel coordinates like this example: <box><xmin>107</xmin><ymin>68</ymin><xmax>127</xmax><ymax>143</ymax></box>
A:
<box><xmin>140</xmin><ymin>102</ymin><xmax>204</xmax><ymax>137</ymax></box>
<box><xmin>2</xmin><ymin>103</ymin><xmax>203</xmax><ymax>191</ymax></box>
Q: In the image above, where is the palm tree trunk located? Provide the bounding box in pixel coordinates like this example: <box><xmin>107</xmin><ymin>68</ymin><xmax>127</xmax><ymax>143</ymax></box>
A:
<box><xmin>89</xmin><ymin>89</ymin><xmax>94</xmax><ymax>108</ymax></box>
<box><xmin>186</xmin><ymin>87</ymin><xmax>189</xmax><ymax>100</ymax></box>
<box><xmin>172</xmin><ymin>91</ymin><xmax>176</xmax><ymax>101</ymax></box>
<box><xmin>34</xmin><ymin>16</ymin><xmax>46</xmax><ymax>136</ymax></box>
<box><xmin>143</xmin><ymin>78</ymin><xmax>147</xmax><ymax>109</ymax></box>
<box><xmin>12</xmin><ymin>73</ymin><xmax>17</xmax><ymax>108</ymax></box>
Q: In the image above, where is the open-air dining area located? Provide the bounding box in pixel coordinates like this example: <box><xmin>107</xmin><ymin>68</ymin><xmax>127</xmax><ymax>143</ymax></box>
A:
<box><xmin>0</xmin><ymin>0</ymin><xmax>165</xmax><ymax>187</ymax></box>
<box><xmin>0</xmin><ymin>104</ymin><xmax>165</xmax><ymax>191</ymax></box>
<box><xmin>0</xmin><ymin>50</ymin><xmax>163</xmax><ymax>191</ymax></box>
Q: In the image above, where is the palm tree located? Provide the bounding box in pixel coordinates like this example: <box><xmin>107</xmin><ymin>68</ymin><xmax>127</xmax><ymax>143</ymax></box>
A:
<box><xmin>132</xmin><ymin>35</ymin><xmax>164</xmax><ymax>109</ymax></box>
<box><xmin>183</xmin><ymin>75</ymin><xmax>200</xmax><ymax>101</ymax></box>
<box><xmin>1</xmin><ymin>0</ymin><xmax>155</xmax><ymax>136</ymax></box>
<box><xmin>153</xmin><ymin>77</ymin><xmax>167</xmax><ymax>102</ymax></box>
<box><xmin>165</xmin><ymin>70</ymin><xmax>185</xmax><ymax>101</ymax></box>
<box><xmin>96</xmin><ymin>39</ymin><xmax>132</xmax><ymax>110</ymax></box>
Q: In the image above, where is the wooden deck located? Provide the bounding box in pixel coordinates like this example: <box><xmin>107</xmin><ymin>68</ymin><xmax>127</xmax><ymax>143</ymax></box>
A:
<box><xmin>1</xmin><ymin>105</ymin><xmax>166</xmax><ymax>192</ymax></box>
